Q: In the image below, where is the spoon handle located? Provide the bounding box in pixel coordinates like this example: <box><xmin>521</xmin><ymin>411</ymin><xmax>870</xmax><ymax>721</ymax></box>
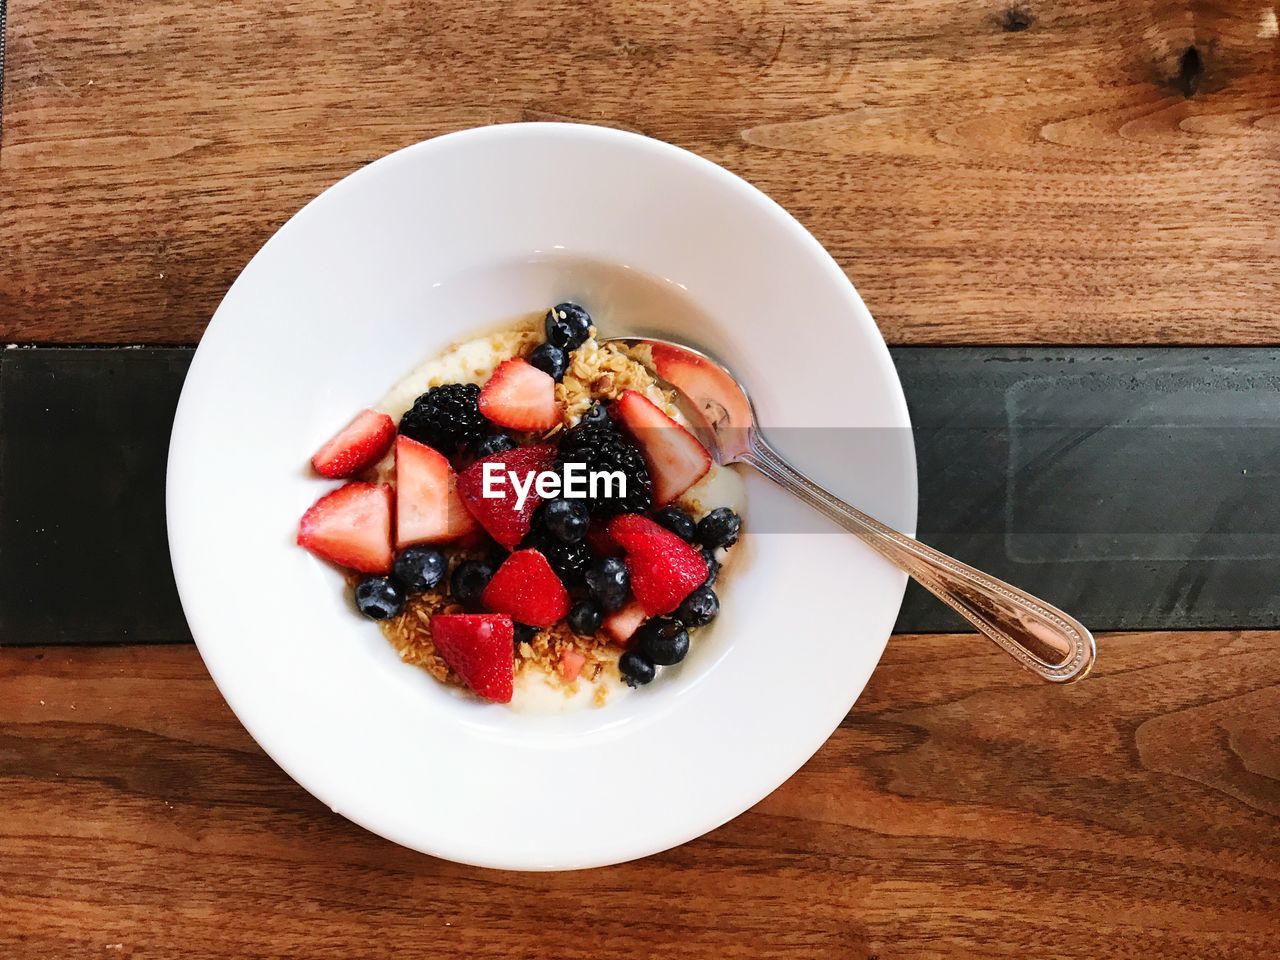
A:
<box><xmin>741</xmin><ymin>435</ymin><xmax>1096</xmax><ymax>683</ymax></box>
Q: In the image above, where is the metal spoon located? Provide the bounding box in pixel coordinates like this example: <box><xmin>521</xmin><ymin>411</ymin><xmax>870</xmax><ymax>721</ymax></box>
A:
<box><xmin>604</xmin><ymin>336</ymin><xmax>1096</xmax><ymax>683</ymax></box>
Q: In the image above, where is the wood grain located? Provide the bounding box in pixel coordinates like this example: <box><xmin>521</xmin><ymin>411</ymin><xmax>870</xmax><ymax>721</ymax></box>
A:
<box><xmin>2</xmin><ymin>634</ymin><xmax>1277</xmax><ymax>958</ymax></box>
<box><xmin>2</xmin><ymin>0</ymin><xmax>1278</xmax><ymax>345</ymax></box>
<box><xmin>2</xmin><ymin>3</ymin><xmax>1278</xmax><ymax>956</ymax></box>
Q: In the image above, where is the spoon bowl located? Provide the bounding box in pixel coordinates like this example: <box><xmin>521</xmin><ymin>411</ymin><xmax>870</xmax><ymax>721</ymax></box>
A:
<box><xmin>607</xmin><ymin>336</ymin><xmax>1097</xmax><ymax>683</ymax></box>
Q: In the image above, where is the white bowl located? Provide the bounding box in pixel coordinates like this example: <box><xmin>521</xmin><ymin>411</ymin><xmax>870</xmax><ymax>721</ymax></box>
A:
<box><xmin>167</xmin><ymin>123</ymin><xmax>916</xmax><ymax>870</ymax></box>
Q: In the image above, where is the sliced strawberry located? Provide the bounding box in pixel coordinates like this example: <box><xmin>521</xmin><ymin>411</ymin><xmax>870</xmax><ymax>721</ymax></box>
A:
<box><xmin>608</xmin><ymin>514</ymin><xmax>708</xmax><ymax>615</ymax></box>
<box><xmin>297</xmin><ymin>482</ymin><xmax>393</xmax><ymax>574</ymax></box>
<box><xmin>480</xmin><ymin>549</ymin><xmax>571</xmax><ymax>627</ymax></box>
<box><xmin>456</xmin><ymin>444</ymin><xmax>559</xmax><ymax>549</ymax></box>
<box><xmin>602</xmin><ymin>600</ymin><xmax>646</xmax><ymax>647</ymax></box>
<box><xmin>478</xmin><ymin>358</ymin><xmax>561</xmax><ymax>432</ymax></box>
<box><xmin>430</xmin><ymin>613</ymin><xmax>514</xmax><ymax>703</ymax></box>
<box><xmin>559</xmin><ymin>648</ymin><xmax>587</xmax><ymax>682</ymax></box>
<box><xmin>614</xmin><ymin>390</ymin><xmax>711</xmax><ymax>505</ymax></box>
<box><xmin>310</xmin><ymin>409</ymin><xmax>396</xmax><ymax>479</ymax></box>
<box><xmin>395</xmin><ymin>436</ymin><xmax>478</xmax><ymax>548</ymax></box>
<box><xmin>650</xmin><ymin>344</ymin><xmax>753</xmax><ymax>460</ymax></box>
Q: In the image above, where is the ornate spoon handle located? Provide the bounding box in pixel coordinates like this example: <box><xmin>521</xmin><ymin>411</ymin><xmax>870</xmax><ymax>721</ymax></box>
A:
<box><xmin>741</xmin><ymin>433</ymin><xmax>1096</xmax><ymax>683</ymax></box>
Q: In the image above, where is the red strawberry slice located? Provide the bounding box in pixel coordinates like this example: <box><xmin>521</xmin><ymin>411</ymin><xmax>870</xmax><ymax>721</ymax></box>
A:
<box><xmin>395</xmin><ymin>436</ymin><xmax>478</xmax><ymax>548</ymax></box>
<box><xmin>297</xmin><ymin>481</ymin><xmax>393</xmax><ymax>574</ymax></box>
<box><xmin>310</xmin><ymin>409</ymin><xmax>396</xmax><ymax>479</ymax></box>
<box><xmin>650</xmin><ymin>344</ymin><xmax>753</xmax><ymax>460</ymax></box>
<box><xmin>430</xmin><ymin>613</ymin><xmax>514</xmax><ymax>703</ymax></box>
<box><xmin>608</xmin><ymin>514</ymin><xmax>708</xmax><ymax>615</ymax></box>
<box><xmin>480</xmin><ymin>549</ymin><xmax>571</xmax><ymax>627</ymax></box>
<box><xmin>614</xmin><ymin>390</ymin><xmax>711</xmax><ymax>505</ymax></box>
<box><xmin>456</xmin><ymin>444</ymin><xmax>559</xmax><ymax>549</ymax></box>
<box><xmin>478</xmin><ymin>358</ymin><xmax>561</xmax><ymax>432</ymax></box>
<box><xmin>602</xmin><ymin>600</ymin><xmax>646</xmax><ymax>647</ymax></box>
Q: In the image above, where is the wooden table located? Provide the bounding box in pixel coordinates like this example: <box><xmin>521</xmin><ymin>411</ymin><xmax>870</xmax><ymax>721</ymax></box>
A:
<box><xmin>2</xmin><ymin>2</ymin><xmax>1278</xmax><ymax>956</ymax></box>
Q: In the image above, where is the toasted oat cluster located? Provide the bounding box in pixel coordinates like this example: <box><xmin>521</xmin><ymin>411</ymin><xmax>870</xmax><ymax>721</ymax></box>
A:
<box><xmin>555</xmin><ymin>335</ymin><xmax>680</xmax><ymax>426</ymax></box>
<box><xmin>297</xmin><ymin>303</ymin><xmax>744</xmax><ymax>710</ymax></box>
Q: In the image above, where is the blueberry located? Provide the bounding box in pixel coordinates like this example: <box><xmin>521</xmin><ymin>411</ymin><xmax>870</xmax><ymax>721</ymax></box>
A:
<box><xmin>675</xmin><ymin>585</ymin><xmax>719</xmax><ymax>627</ymax></box>
<box><xmin>528</xmin><ymin>343</ymin><xmax>569</xmax><ymax>381</ymax></box>
<box><xmin>696</xmin><ymin>507</ymin><xmax>741</xmax><ymax>550</ymax></box>
<box><xmin>636</xmin><ymin>617</ymin><xmax>690</xmax><ymax>665</ymax></box>
<box><xmin>619</xmin><ymin>651</ymin><xmax>656</xmax><ymax>687</ymax></box>
<box><xmin>475</xmin><ymin>433</ymin><xmax>518</xmax><ymax>458</ymax></box>
<box><xmin>653</xmin><ymin>505</ymin><xmax>696</xmax><ymax>542</ymax></box>
<box><xmin>354</xmin><ymin>576</ymin><xmax>405</xmax><ymax>620</ymax></box>
<box><xmin>585</xmin><ymin>556</ymin><xmax>630</xmax><ymax>611</ymax></box>
<box><xmin>392</xmin><ymin>546</ymin><xmax>448</xmax><ymax>594</ymax></box>
<box><xmin>539</xmin><ymin>497</ymin><xmax>589</xmax><ymax>544</ymax></box>
<box><xmin>568</xmin><ymin>599</ymin><xmax>603</xmax><ymax>637</ymax></box>
<box><xmin>514</xmin><ymin>623</ymin><xmax>539</xmax><ymax>647</ymax></box>
<box><xmin>700</xmin><ymin>547</ymin><xmax>720</xmax><ymax>586</ymax></box>
<box><xmin>450</xmin><ymin>559</ymin><xmax>494</xmax><ymax>609</ymax></box>
<box><xmin>580</xmin><ymin>402</ymin><xmax>610</xmax><ymax>427</ymax></box>
<box><xmin>544</xmin><ymin>302</ymin><xmax>592</xmax><ymax>351</ymax></box>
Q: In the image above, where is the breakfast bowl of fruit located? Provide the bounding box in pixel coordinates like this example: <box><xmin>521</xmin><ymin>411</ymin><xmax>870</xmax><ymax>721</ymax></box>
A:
<box><xmin>167</xmin><ymin>123</ymin><xmax>916</xmax><ymax>869</ymax></box>
<box><xmin>297</xmin><ymin>303</ymin><xmax>748</xmax><ymax>708</ymax></box>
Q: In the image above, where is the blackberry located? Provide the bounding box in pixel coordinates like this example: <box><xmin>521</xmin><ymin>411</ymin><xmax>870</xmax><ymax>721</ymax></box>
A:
<box><xmin>398</xmin><ymin>383</ymin><xmax>486</xmax><ymax>454</ymax></box>
<box><xmin>532</xmin><ymin>533</ymin><xmax>592</xmax><ymax>586</ymax></box>
<box><xmin>556</xmin><ymin>421</ymin><xmax>652</xmax><ymax>516</ymax></box>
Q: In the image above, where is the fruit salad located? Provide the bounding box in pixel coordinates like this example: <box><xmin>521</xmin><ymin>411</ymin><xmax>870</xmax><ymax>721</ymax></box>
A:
<box><xmin>296</xmin><ymin>303</ymin><xmax>745</xmax><ymax>710</ymax></box>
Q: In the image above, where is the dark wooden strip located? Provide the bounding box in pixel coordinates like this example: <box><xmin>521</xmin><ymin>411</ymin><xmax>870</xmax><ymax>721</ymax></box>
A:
<box><xmin>899</xmin><ymin>346</ymin><xmax>1280</xmax><ymax>631</ymax></box>
<box><xmin>1</xmin><ymin>637</ymin><xmax>1277</xmax><ymax>957</ymax></box>
<box><xmin>2</xmin><ymin>346</ymin><xmax>1278</xmax><ymax>645</ymax></box>
<box><xmin>0</xmin><ymin>348</ymin><xmax>189</xmax><ymax>643</ymax></box>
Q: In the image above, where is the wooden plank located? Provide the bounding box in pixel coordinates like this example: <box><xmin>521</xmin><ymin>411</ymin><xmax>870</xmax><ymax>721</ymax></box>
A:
<box><xmin>0</xmin><ymin>0</ymin><xmax>7</xmax><ymax>144</ymax></box>
<box><xmin>6</xmin><ymin>345</ymin><xmax>1280</xmax><ymax>644</ymax></box>
<box><xmin>2</xmin><ymin>1</ymin><xmax>1278</xmax><ymax>346</ymax></box>
<box><xmin>0</xmin><ymin>636</ymin><xmax>1277</xmax><ymax>957</ymax></box>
